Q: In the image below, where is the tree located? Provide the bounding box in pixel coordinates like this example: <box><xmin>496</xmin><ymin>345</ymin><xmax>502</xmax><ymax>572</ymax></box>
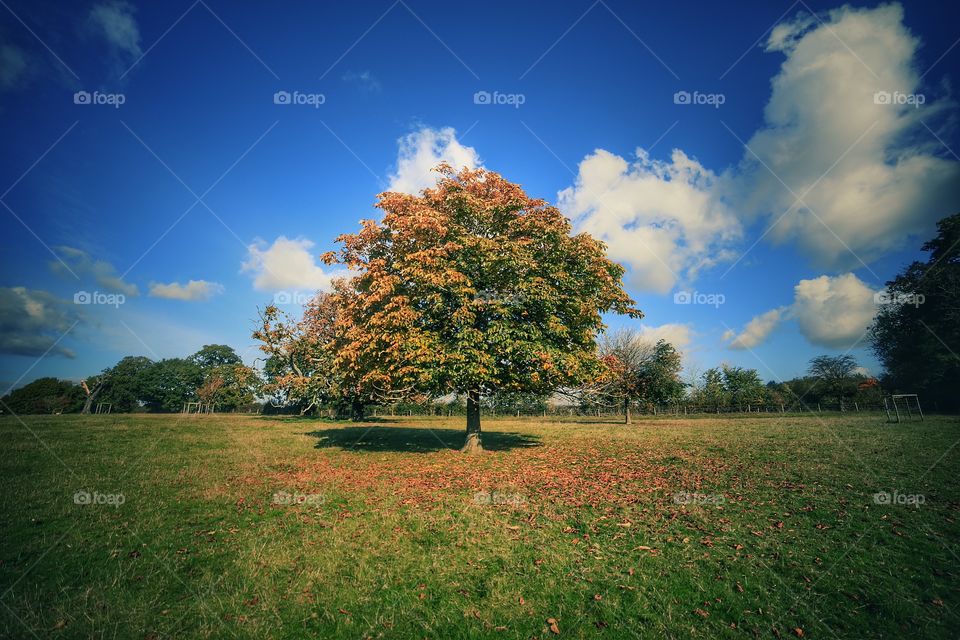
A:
<box><xmin>807</xmin><ymin>355</ymin><xmax>858</xmax><ymax>404</ymax></box>
<box><xmin>254</xmin><ymin>292</ymin><xmax>363</xmax><ymax>416</ymax></box>
<box><xmin>139</xmin><ymin>358</ymin><xmax>203</xmax><ymax>412</ymax></box>
<box><xmin>592</xmin><ymin>329</ymin><xmax>684</xmax><ymax>423</ymax></box>
<box><xmin>721</xmin><ymin>366</ymin><xmax>765</xmax><ymax>409</ymax></box>
<box><xmin>199</xmin><ymin>363</ymin><xmax>261</xmax><ymax>412</ymax></box>
<box><xmin>870</xmin><ymin>213</ymin><xmax>960</xmax><ymax>412</ymax></box>
<box><xmin>191</xmin><ymin>344</ymin><xmax>242</xmax><ymax>369</ymax></box>
<box><xmin>96</xmin><ymin>356</ymin><xmax>154</xmax><ymax>412</ymax></box>
<box><xmin>323</xmin><ymin>164</ymin><xmax>640</xmax><ymax>451</ymax></box>
<box><xmin>189</xmin><ymin>345</ymin><xmax>258</xmax><ymax>412</ymax></box>
<box><xmin>1</xmin><ymin>378</ymin><xmax>85</xmax><ymax>414</ymax></box>
<box><xmin>698</xmin><ymin>367</ymin><xmax>728</xmax><ymax>409</ymax></box>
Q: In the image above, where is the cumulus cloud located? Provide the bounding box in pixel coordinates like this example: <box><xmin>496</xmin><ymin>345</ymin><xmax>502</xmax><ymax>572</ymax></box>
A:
<box><xmin>559</xmin><ymin>4</ymin><xmax>959</xmax><ymax>291</ymax></box>
<box><xmin>88</xmin><ymin>1</ymin><xmax>142</xmax><ymax>62</ymax></box>
<box><xmin>725</xmin><ymin>273</ymin><xmax>879</xmax><ymax>350</ymax></box>
<box><xmin>242</xmin><ymin>236</ymin><xmax>340</xmax><ymax>292</ymax></box>
<box><xmin>0</xmin><ymin>287</ymin><xmax>79</xmax><ymax>358</ymax></box>
<box><xmin>792</xmin><ymin>273</ymin><xmax>879</xmax><ymax>348</ymax></box>
<box><xmin>638</xmin><ymin>322</ymin><xmax>693</xmax><ymax>351</ymax></box>
<box><xmin>559</xmin><ymin>149</ymin><xmax>741</xmax><ymax>293</ymax></box>
<box><xmin>0</xmin><ymin>43</ymin><xmax>28</xmax><ymax>90</ymax></box>
<box><xmin>149</xmin><ymin>280</ymin><xmax>224</xmax><ymax>301</ymax></box>
<box><xmin>50</xmin><ymin>247</ymin><xmax>139</xmax><ymax>296</ymax></box>
<box><xmin>734</xmin><ymin>3</ymin><xmax>960</xmax><ymax>267</ymax></box>
<box><xmin>386</xmin><ymin>126</ymin><xmax>481</xmax><ymax>195</ymax></box>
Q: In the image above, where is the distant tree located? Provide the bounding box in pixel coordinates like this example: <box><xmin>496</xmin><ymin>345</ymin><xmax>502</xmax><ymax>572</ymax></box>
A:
<box><xmin>870</xmin><ymin>213</ymin><xmax>960</xmax><ymax>412</ymax></box>
<box><xmin>592</xmin><ymin>330</ymin><xmax>684</xmax><ymax>423</ymax></box>
<box><xmin>191</xmin><ymin>344</ymin><xmax>242</xmax><ymax>369</ymax></box>
<box><xmin>199</xmin><ymin>363</ymin><xmax>260</xmax><ymax>412</ymax></box>
<box><xmin>0</xmin><ymin>378</ymin><xmax>84</xmax><ymax>414</ymax></box>
<box><xmin>322</xmin><ymin>164</ymin><xmax>639</xmax><ymax>451</ymax></box>
<box><xmin>96</xmin><ymin>356</ymin><xmax>154</xmax><ymax>412</ymax></box>
<box><xmin>140</xmin><ymin>358</ymin><xmax>203</xmax><ymax>412</ymax></box>
<box><xmin>484</xmin><ymin>390</ymin><xmax>550</xmax><ymax>416</ymax></box>
<box><xmin>807</xmin><ymin>355</ymin><xmax>859</xmax><ymax>403</ymax></box>
<box><xmin>698</xmin><ymin>367</ymin><xmax>728</xmax><ymax>408</ymax></box>
<box><xmin>721</xmin><ymin>366</ymin><xmax>766</xmax><ymax>408</ymax></box>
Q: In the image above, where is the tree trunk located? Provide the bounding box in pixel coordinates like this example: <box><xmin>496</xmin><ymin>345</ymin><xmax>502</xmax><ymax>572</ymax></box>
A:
<box><xmin>81</xmin><ymin>382</ymin><xmax>104</xmax><ymax>415</ymax></box>
<box><xmin>461</xmin><ymin>389</ymin><xmax>483</xmax><ymax>453</ymax></box>
<box><xmin>350</xmin><ymin>398</ymin><xmax>365</xmax><ymax>421</ymax></box>
<box><xmin>624</xmin><ymin>397</ymin><xmax>631</xmax><ymax>425</ymax></box>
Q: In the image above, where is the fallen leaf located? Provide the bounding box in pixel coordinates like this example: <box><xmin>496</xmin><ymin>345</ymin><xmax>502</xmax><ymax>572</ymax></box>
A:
<box><xmin>547</xmin><ymin>618</ymin><xmax>560</xmax><ymax>634</ymax></box>
<box><xmin>694</xmin><ymin>608</ymin><xmax>710</xmax><ymax>618</ymax></box>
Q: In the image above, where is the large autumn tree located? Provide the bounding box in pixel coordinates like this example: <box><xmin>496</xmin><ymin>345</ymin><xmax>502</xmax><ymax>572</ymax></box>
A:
<box><xmin>323</xmin><ymin>164</ymin><xmax>640</xmax><ymax>451</ymax></box>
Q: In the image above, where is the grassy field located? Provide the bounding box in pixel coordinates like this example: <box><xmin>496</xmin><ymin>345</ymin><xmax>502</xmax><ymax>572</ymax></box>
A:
<box><xmin>1</xmin><ymin>412</ymin><xmax>958</xmax><ymax>639</ymax></box>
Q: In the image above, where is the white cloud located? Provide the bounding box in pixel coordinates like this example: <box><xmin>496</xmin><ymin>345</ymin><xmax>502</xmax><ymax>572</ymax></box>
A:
<box><xmin>386</xmin><ymin>126</ymin><xmax>481</xmax><ymax>195</ymax></box>
<box><xmin>792</xmin><ymin>273</ymin><xmax>878</xmax><ymax>348</ymax></box>
<box><xmin>558</xmin><ymin>148</ymin><xmax>741</xmax><ymax>293</ymax></box>
<box><xmin>0</xmin><ymin>43</ymin><xmax>28</xmax><ymax>90</ymax></box>
<box><xmin>242</xmin><ymin>236</ymin><xmax>340</xmax><ymax>292</ymax></box>
<box><xmin>734</xmin><ymin>3</ymin><xmax>960</xmax><ymax>267</ymax></box>
<box><xmin>559</xmin><ymin>4</ymin><xmax>959</xmax><ymax>291</ymax></box>
<box><xmin>0</xmin><ymin>287</ymin><xmax>79</xmax><ymax>358</ymax></box>
<box><xmin>723</xmin><ymin>308</ymin><xmax>786</xmax><ymax>350</ymax></box>
<box><xmin>638</xmin><ymin>322</ymin><xmax>693</xmax><ymax>351</ymax></box>
<box><xmin>88</xmin><ymin>1</ymin><xmax>142</xmax><ymax>62</ymax></box>
<box><xmin>50</xmin><ymin>246</ymin><xmax>139</xmax><ymax>296</ymax></box>
<box><xmin>149</xmin><ymin>280</ymin><xmax>224</xmax><ymax>301</ymax></box>
<box><xmin>725</xmin><ymin>273</ymin><xmax>879</xmax><ymax>350</ymax></box>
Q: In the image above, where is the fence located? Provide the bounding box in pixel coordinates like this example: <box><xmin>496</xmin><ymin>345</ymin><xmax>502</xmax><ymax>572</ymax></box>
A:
<box><xmin>366</xmin><ymin>400</ymin><xmax>889</xmax><ymax>419</ymax></box>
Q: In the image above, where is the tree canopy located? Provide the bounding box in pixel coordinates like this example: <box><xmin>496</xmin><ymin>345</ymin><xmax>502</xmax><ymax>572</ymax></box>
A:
<box><xmin>870</xmin><ymin>213</ymin><xmax>960</xmax><ymax>412</ymax></box>
<box><xmin>322</xmin><ymin>164</ymin><xmax>640</xmax><ymax>450</ymax></box>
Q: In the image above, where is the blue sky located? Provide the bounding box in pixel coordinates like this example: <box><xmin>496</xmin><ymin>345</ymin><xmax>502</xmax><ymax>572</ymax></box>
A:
<box><xmin>1</xmin><ymin>0</ymin><xmax>958</xmax><ymax>391</ymax></box>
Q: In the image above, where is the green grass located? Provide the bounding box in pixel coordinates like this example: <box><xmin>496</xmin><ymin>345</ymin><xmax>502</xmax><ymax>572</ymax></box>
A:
<box><xmin>1</xmin><ymin>412</ymin><xmax>958</xmax><ymax>638</ymax></box>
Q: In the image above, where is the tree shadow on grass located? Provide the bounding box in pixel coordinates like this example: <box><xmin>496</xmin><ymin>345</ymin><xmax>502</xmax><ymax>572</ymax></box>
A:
<box><xmin>305</xmin><ymin>425</ymin><xmax>541</xmax><ymax>453</ymax></box>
